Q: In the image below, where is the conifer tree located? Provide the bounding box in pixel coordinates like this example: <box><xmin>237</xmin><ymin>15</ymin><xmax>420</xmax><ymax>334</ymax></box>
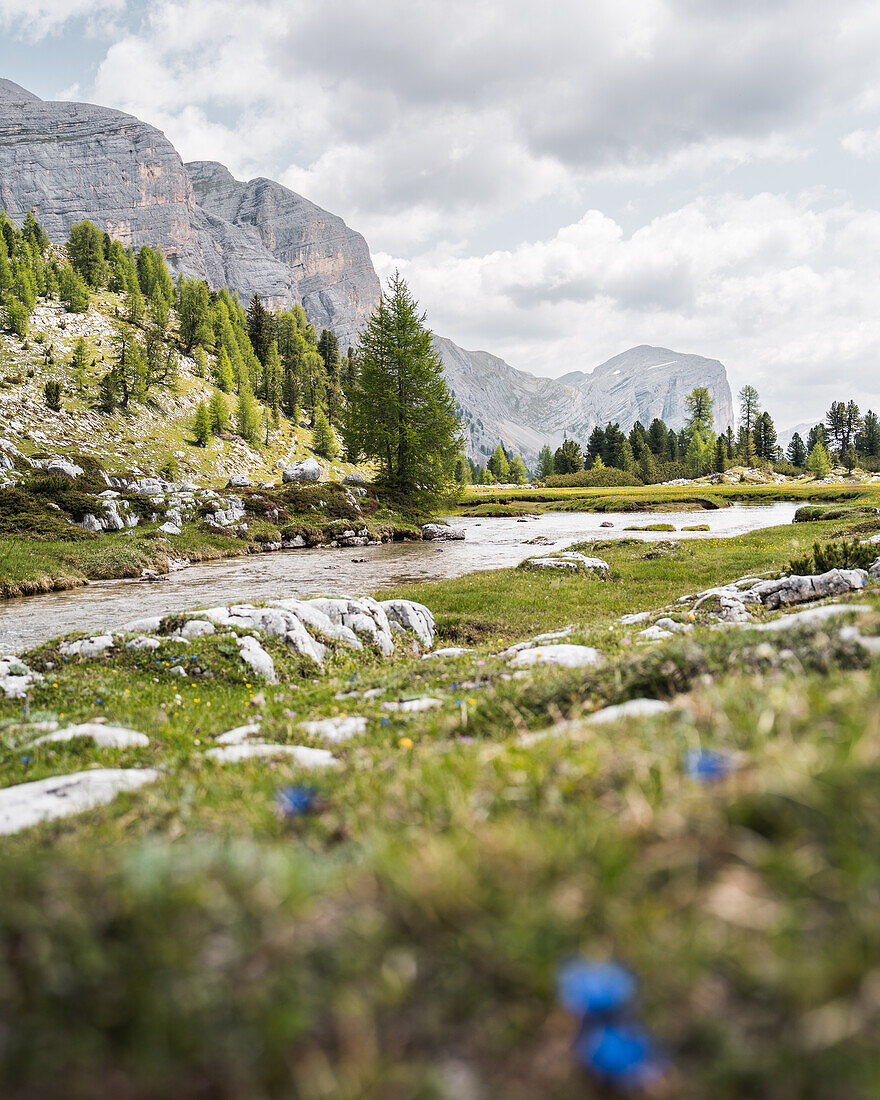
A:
<box><xmin>509</xmin><ymin>455</ymin><xmax>528</xmax><ymax>484</ymax></box>
<box><xmin>43</xmin><ymin>379</ymin><xmax>62</xmax><ymax>411</ymax></box>
<box><xmin>67</xmin><ymin>221</ymin><xmax>107</xmax><ymax>287</ymax></box>
<box><xmin>554</xmin><ymin>438</ymin><xmax>584</xmax><ymax>473</ymax></box>
<box><xmin>71</xmin><ymin>337</ymin><xmax>89</xmax><ymax>393</ymax></box>
<box><xmin>215</xmin><ymin>347</ymin><xmax>235</xmax><ymax>393</ymax></box>
<box><xmin>713</xmin><ymin>435</ymin><xmax>727</xmax><ymax>473</ymax></box>
<box><xmin>353</xmin><ymin>273</ymin><xmax>462</xmax><ymax>501</ymax></box>
<box><xmin>806</xmin><ymin>440</ymin><xmax>831</xmax><ymax>478</ymax></box>
<box><xmin>787</xmin><ymin>432</ymin><xmax>807</xmax><ymax>467</ymax></box>
<box><xmin>591</xmin><ymin>454</ymin><xmax>605</xmax><ymax>470</ymax></box>
<box><xmin>487</xmin><ymin>443</ymin><xmax>510</xmax><ymax>481</ymax></box>
<box><xmin>59</xmin><ymin>265</ymin><xmax>90</xmax><ymax>313</ymax></box>
<box><xmin>4</xmin><ymin>296</ymin><xmax>28</xmax><ymax>337</ymax></box>
<box><xmin>194</xmin><ymin>401</ymin><xmax>212</xmax><ymax>445</ymax></box>
<box><xmin>246</xmin><ymin>293</ymin><xmax>274</xmax><ymax>364</ymax></box>
<box><xmin>209</xmin><ymin>390</ymin><xmax>230</xmax><ymax>434</ymax></box>
<box><xmin>237</xmin><ymin>384</ymin><xmax>261</xmax><ymax>447</ymax></box>
<box><xmin>638</xmin><ymin>448</ymin><xmax>657</xmax><ymax>483</ymax></box>
<box><xmin>537</xmin><ymin>445</ymin><xmax>555</xmax><ymax>479</ymax></box>
<box><xmin>311</xmin><ymin>408</ymin><xmax>337</xmax><ymax>459</ymax></box>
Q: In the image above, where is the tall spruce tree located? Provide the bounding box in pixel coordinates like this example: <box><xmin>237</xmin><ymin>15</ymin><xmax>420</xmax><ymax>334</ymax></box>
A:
<box><xmin>354</xmin><ymin>273</ymin><xmax>462</xmax><ymax>501</ymax></box>
<box><xmin>787</xmin><ymin>432</ymin><xmax>807</xmax><ymax>467</ymax></box>
<box><xmin>537</xmin><ymin>445</ymin><xmax>555</xmax><ymax>479</ymax></box>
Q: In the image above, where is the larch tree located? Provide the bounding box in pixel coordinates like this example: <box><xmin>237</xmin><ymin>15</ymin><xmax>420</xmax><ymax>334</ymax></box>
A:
<box><xmin>355</xmin><ymin>272</ymin><xmax>462</xmax><ymax>502</ymax></box>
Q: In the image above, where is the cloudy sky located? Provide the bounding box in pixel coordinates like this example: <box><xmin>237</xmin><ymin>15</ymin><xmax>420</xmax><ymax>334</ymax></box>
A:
<box><xmin>2</xmin><ymin>0</ymin><xmax>880</xmax><ymax>426</ymax></box>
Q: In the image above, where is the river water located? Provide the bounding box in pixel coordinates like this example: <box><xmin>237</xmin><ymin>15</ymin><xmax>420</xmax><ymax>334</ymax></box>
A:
<box><xmin>0</xmin><ymin>502</ymin><xmax>798</xmax><ymax>652</ymax></box>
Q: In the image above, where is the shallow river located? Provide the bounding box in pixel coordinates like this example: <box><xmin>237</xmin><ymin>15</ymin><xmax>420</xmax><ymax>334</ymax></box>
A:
<box><xmin>0</xmin><ymin>502</ymin><xmax>798</xmax><ymax>652</ymax></box>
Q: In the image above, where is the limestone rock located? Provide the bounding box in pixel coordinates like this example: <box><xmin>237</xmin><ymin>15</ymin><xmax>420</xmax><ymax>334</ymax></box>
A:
<box><xmin>379</xmin><ymin>599</ymin><xmax>435</xmax><ymax>648</ymax></box>
<box><xmin>0</xmin><ymin>655</ymin><xmax>43</xmax><ymax>698</ymax></box>
<box><xmin>204</xmin><ymin>743</ymin><xmax>336</xmax><ymax>767</ymax></box>
<box><xmin>435</xmin><ymin>337</ymin><xmax>734</xmax><ymax>465</ymax></box>
<box><xmin>0</xmin><ymin>767</ymin><xmax>160</xmax><ymax>835</ymax></box>
<box><xmin>236</xmin><ymin>635</ymin><xmax>278</xmax><ymax>683</ymax></box>
<box><xmin>749</xmin><ymin>569</ymin><xmax>868</xmax><ymax>610</ymax></box>
<box><xmin>32</xmin><ymin>723</ymin><xmax>149</xmax><ymax>748</ymax></box>
<box><xmin>508</xmin><ymin>644</ymin><xmax>603</xmax><ymax>669</ymax></box>
<box><xmin>46</xmin><ymin>458</ymin><xmax>83</xmax><ymax>479</ymax></box>
<box><xmin>215</xmin><ymin>723</ymin><xmax>263</xmax><ymax>745</ymax></box>
<box><xmin>60</xmin><ymin>634</ymin><xmax>115</xmax><ymax>659</ymax></box>
<box><xmin>300</xmin><ymin>715</ymin><xmax>368</xmax><ymax>742</ymax></box>
<box><xmin>522</xmin><ymin>553</ymin><xmax>608</xmax><ymax>572</ymax></box>
<box><xmin>0</xmin><ymin>81</ymin><xmax>380</xmax><ymax>351</ymax></box>
<box><xmin>282</xmin><ymin>457</ymin><xmax>322</xmax><ymax>484</ymax></box>
<box><xmin>585</xmin><ymin>699</ymin><xmax>673</xmax><ymax>724</ymax></box>
<box><xmin>421</xmin><ymin>523</ymin><xmax>465</xmax><ymax>541</ymax></box>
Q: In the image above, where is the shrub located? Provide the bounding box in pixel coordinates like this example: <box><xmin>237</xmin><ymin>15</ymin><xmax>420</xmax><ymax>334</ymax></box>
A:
<box><xmin>43</xmin><ymin>379</ymin><xmax>62</xmax><ymax>411</ymax></box>
<box><xmin>788</xmin><ymin>538</ymin><xmax>878</xmax><ymax>575</ymax></box>
<box><xmin>542</xmin><ymin>467</ymin><xmax>643</xmax><ymax>488</ymax></box>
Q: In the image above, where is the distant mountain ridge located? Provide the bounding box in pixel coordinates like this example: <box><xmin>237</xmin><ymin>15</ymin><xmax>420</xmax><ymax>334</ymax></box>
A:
<box><xmin>0</xmin><ymin>76</ymin><xmax>734</xmax><ymax>464</ymax></box>
<box><xmin>436</xmin><ymin>339</ymin><xmax>735</xmax><ymax>464</ymax></box>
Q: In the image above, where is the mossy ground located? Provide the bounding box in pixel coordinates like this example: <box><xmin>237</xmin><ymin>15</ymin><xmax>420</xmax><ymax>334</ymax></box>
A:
<box><xmin>2</xmin><ymin>505</ymin><xmax>880</xmax><ymax>1096</ymax></box>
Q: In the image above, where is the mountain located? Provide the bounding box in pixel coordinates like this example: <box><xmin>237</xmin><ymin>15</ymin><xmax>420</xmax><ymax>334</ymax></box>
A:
<box><xmin>0</xmin><ymin>79</ymin><xmax>378</xmax><ymax>348</ymax></box>
<box><xmin>1</xmin><ymin>77</ymin><xmax>734</xmax><ymax>463</ymax></box>
<box><xmin>437</xmin><ymin>339</ymin><xmax>735</xmax><ymax>464</ymax></box>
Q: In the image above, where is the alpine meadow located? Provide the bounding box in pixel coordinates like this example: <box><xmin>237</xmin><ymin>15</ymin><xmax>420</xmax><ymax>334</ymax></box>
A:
<box><xmin>2</xmin><ymin>6</ymin><xmax>880</xmax><ymax>1099</ymax></box>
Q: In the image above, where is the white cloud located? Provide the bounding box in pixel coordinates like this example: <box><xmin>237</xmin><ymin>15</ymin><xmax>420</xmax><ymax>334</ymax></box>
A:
<box><xmin>381</xmin><ymin>193</ymin><xmax>880</xmax><ymax>424</ymax></box>
<box><xmin>841</xmin><ymin>126</ymin><xmax>880</xmax><ymax>159</ymax></box>
<box><xmin>0</xmin><ymin>0</ymin><xmax>124</xmax><ymax>38</ymax></box>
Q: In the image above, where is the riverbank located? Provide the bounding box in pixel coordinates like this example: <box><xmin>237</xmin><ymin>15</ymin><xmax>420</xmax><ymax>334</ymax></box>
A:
<box><xmin>1</xmin><ymin>505</ymin><xmax>880</xmax><ymax>1096</ymax></box>
<box><xmin>452</xmin><ymin>479</ymin><xmax>878</xmax><ymax>516</ymax></box>
<box><xmin>0</xmin><ymin>479</ymin><xmax>423</xmax><ymax>599</ymax></box>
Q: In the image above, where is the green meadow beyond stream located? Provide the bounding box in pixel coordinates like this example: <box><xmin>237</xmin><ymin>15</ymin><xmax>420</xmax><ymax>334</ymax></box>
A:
<box><xmin>0</xmin><ymin>502</ymin><xmax>798</xmax><ymax>652</ymax></box>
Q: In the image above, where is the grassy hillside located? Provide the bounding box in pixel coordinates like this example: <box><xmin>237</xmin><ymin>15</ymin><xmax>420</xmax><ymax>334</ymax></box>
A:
<box><xmin>0</xmin><ymin>287</ymin><xmax>367</xmax><ymax>486</ymax></box>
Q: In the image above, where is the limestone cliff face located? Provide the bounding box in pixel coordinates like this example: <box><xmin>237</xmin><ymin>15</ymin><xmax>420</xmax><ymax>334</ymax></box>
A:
<box><xmin>0</xmin><ymin>79</ymin><xmax>203</xmax><ymax>272</ymax></box>
<box><xmin>0</xmin><ymin>80</ymin><xmax>379</xmax><ymax>348</ymax></box>
<box><xmin>437</xmin><ymin>338</ymin><xmax>735</xmax><ymax>465</ymax></box>
<box><xmin>187</xmin><ymin>161</ymin><xmax>379</xmax><ymax>350</ymax></box>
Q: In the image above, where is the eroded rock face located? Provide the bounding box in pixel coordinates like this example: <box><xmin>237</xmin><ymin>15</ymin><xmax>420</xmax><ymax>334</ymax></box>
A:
<box><xmin>0</xmin><ymin>81</ymin><xmax>380</xmax><ymax>351</ymax></box>
<box><xmin>187</xmin><ymin>161</ymin><xmax>380</xmax><ymax>350</ymax></box>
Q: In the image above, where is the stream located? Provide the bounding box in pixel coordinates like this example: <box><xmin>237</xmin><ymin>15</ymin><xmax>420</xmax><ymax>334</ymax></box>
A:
<box><xmin>0</xmin><ymin>502</ymin><xmax>798</xmax><ymax>652</ymax></box>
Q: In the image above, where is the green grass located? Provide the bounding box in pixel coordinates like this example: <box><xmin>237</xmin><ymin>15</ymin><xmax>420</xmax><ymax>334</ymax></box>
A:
<box><xmin>453</xmin><ymin>481</ymin><xmax>875</xmax><ymax>515</ymax></box>
<box><xmin>1</xmin><ymin>510</ymin><xmax>880</xmax><ymax>1096</ymax></box>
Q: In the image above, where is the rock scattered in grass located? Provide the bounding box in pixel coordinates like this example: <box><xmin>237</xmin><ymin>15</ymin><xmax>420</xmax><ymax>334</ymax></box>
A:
<box><xmin>299</xmin><ymin>715</ymin><xmax>367</xmax><ymax>742</ymax></box>
<box><xmin>0</xmin><ymin>655</ymin><xmax>43</xmax><ymax>697</ymax></box>
<box><xmin>31</xmin><ymin>722</ymin><xmax>149</xmax><ymax>748</ymax></box>
<box><xmin>215</xmin><ymin>723</ymin><xmax>263</xmax><ymax>745</ymax></box>
<box><xmin>236</xmin><ymin>635</ymin><xmax>277</xmax><ymax>683</ymax></box>
<box><xmin>382</xmin><ymin>697</ymin><xmax>443</xmax><ymax>713</ymax></box>
<box><xmin>0</xmin><ymin>768</ymin><xmax>160</xmax><ymax>834</ymax></box>
<box><xmin>204</xmin><ymin>743</ymin><xmax>336</xmax><ymax>767</ymax></box>
<box><xmin>585</xmin><ymin>699</ymin><xmax>674</xmax><ymax>724</ymax></box>
<box><xmin>508</xmin><ymin>644</ymin><xmax>603</xmax><ymax>669</ymax></box>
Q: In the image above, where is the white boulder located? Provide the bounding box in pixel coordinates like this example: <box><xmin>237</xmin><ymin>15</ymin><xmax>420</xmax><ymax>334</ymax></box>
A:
<box><xmin>282</xmin><ymin>457</ymin><xmax>322</xmax><ymax>484</ymax></box>
<box><xmin>0</xmin><ymin>768</ymin><xmax>160</xmax><ymax>835</ymax></box>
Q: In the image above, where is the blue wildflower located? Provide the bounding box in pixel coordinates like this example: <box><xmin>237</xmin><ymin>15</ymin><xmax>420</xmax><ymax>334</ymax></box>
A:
<box><xmin>685</xmin><ymin>748</ymin><xmax>732</xmax><ymax>782</ymax></box>
<box><xmin>557</xmin><ymin>959</ymin><xmax>636</xmax><ymax>1017</ymax></box>
<box><xmin>574</xmin><ymin>1023</ymin><xmax>664</xmax><ymax>1089</ymax></box>
<box><xmin>276</xmin><ymin>785</ymin><xmax>318</xmax><ymax>817</ymax></box>
<box><xmin>380</xmin><ymin>717</ymin><xmax>390</xmax><ymax>727</ymax></box>
<box><xmin>21</xmin><ymin>755</ymin><xmax>33</xmax><ymax>764</ymax></box>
